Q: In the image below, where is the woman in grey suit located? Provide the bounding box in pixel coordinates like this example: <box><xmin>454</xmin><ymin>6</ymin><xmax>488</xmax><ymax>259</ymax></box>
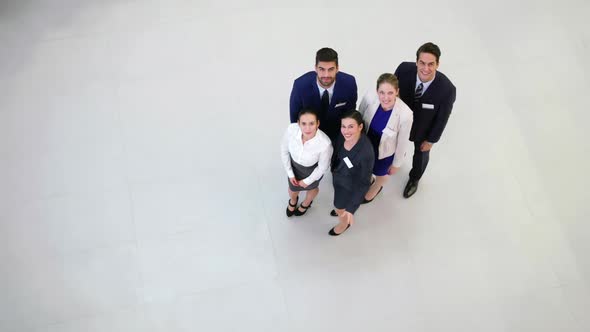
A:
<box><xmin>329</xmin><ymin>110</ymin><xmax>374</xmax><ymax>236</ymax></box>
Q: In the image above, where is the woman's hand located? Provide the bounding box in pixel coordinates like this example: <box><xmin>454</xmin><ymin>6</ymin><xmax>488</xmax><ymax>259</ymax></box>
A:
<box><xmin>289</xmin><ymin>177</ymin><xmax>299</xmax><ymax>187</ymax></box>
<box><xmin>387</xmin><ymin>166</ymin><xmax>400</xmax><ymax>175</ymax></box>
<box><xmin>299</xmin><ymin>180</ymin><xmax>309</xmax><ymax>188</ymax></box>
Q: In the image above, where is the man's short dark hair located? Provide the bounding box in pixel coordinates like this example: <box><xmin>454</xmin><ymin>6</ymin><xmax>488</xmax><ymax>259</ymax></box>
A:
<box><xmin>416</xmin><ymin>42</ymin><xmax>441</xmax><ymax>63</ymax></box>
<box><xmin>315</xmin><ymin>48</ymin><xmax>338</xmax><ymax>66</ymax></box>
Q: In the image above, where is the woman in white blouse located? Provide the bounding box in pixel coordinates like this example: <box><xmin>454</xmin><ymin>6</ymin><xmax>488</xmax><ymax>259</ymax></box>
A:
<box><xmin>281</xmin><ymin>109</ymin><xmax>333</xmax><ymax>217</ymax></box>
<box><xmin>358</xmin><ymin>73</ymin><xmax>413</xmax><ymax>203</ymax></box>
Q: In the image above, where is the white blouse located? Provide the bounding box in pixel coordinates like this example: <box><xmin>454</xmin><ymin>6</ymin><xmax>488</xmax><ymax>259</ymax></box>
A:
<box><xmin>280</xmin><ymin>123</ymin><xmax>333</xmax><ymax>185</ymax></box>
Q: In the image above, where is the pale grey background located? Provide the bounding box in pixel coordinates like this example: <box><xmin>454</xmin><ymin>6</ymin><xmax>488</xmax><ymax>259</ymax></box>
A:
<box><xmin>1</xmin><ymin>0</ymin><xmax>589</xmax><ymax>331</ymax></box>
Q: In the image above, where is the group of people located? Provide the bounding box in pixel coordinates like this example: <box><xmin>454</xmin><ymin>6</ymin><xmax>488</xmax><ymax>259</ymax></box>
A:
<box><xmin>280</xmin><ymin>43</ymin><xmax>457</xmax><ymax>236</ymax></box>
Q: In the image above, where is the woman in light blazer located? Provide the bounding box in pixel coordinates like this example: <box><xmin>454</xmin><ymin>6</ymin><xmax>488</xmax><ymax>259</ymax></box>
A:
<box><xmin>358</xmin><ymin>73</ymin><xmax>413</xmax><ymax>203</ymax></box>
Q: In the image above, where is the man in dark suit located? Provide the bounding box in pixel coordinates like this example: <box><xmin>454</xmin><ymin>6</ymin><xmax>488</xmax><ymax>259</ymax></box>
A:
<box><xmin>395</xmin><ymin>42</ymin><xmax>457</xmax><ymax>198</ymax></box>
<box><xmin>289</xmin><ymin>48</ymin><xmax>358</xmax><ymax>141</ymax></box>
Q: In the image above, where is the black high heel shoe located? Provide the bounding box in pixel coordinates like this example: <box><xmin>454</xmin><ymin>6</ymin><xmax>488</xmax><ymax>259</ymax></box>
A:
<box><xmin>362</xmin><ymin>186</ymin><xmax>383</xmax><ymax>204</ymax></box>
<box><xmin>286</xmin><ymin>197</ymin><xmax>298</xmax><ymax>217</ymax></box>
<box><xmin>294</xmin><ymin>200</ymin><xmax>313</xmax><ymax>216</ymax></box>
<box><xmin>329</xmin><ymin>223</ymin><xmax>351</xmax><ymax>236</ymax></box>
<box><xmin>330</xmin><ymin>209</ymin><xmax>338</xmax><ymax>217</ymax></box>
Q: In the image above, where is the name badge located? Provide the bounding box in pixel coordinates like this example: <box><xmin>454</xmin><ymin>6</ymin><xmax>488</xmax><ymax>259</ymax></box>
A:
<box><xmin>422</xmin><ymin>103</ymin><xmax>434</xmax><ymax>109</ymax></box>
<box><xmin>343</xmin><ymin>157</ymin><xmax>354</xmax><ymax>168</ymax></box>
<box><xmin>335</xmin><ymin>102</ymin><xmax>347</xmax><ymax>108</ymax></box>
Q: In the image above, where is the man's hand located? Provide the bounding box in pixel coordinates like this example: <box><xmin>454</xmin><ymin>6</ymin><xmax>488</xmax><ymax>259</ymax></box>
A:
<box><xmin>420</xmin><ymin>141</ymin><xmax>433</xmax><ymax>152</ymax></box>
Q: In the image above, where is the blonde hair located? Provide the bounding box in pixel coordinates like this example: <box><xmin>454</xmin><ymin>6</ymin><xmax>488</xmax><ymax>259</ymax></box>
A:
<box><xmin>376</xmin><ymin>73</ymin><xmax>399</xmax><ymax>90</ymax></box>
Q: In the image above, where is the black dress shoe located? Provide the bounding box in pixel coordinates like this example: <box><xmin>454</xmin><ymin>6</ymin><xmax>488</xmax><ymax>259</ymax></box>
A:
<box><xmin>286</xmin><ymin>197</ymin><xmax>298</xmax><ymax>217</ymax></box>
<box><xmin>329</xmin><ymin>224</ymin><xmax>350</xmax><ymax>236</ymax></box>
<box><xmin>361</xmin><ymin>186</ymin><xmax>383</xmax><ymax>204</ymax></box>
<box><xmin>330</xmin><ymin>209</ymin><xmax>338</xmax><ymax>217</ymax></box>
<box><xmin>294</xmin><ymin>201</ymin><xmax>313</xmax><ymax>216</ymax></box>
<box><xmin>403</xmin><ymin>179</ymin><xmax>419</xmax><ymax>198</ymax></box>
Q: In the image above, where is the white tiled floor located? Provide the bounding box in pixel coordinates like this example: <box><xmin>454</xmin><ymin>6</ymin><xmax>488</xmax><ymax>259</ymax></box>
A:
<box><xmin>1</xmin><ymin>0</ymin><xmax>589</xmax><ymax>331</ymax></box>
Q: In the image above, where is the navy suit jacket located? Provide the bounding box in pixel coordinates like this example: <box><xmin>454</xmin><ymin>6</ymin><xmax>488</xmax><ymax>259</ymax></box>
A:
<box><xmin>289</xmin><ymin>71</ymin><xmax>357</xmax><ymax>140</ymax></box>
<box><xmin>395</xmin><ymin>62</ymin><xmax>456</xmax><ymax>143</ymax></box>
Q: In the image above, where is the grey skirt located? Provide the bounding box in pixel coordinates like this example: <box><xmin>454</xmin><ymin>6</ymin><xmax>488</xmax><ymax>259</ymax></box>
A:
<box><xmin>288</xmin><ymin>158</ymin><xmax>323</xmax><ymax>192</ymax></box>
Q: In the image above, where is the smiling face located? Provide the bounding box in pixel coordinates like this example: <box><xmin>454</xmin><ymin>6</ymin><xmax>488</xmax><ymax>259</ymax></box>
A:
<box><xmin>315</xmin><ymin>61</ymin><xmax>338</xmax><ymax>88</ymax></box>
<box><xmin>341</xmin><ymin>117</ymin><xmax>363</xmax><ymax>141</ymax></box>
<box><xmin>416</xmin><ymin>52</ymin><xmax>439</xmax><ymax>83</ymax></box>
<box><xmin>377</xmin><ymin>82</ymin><xmax>398</xmax><ymax>111</ymax></box>
<box><xmin>298</xmin><ymin>113</ymin><xmax>319</xmax><ymax>139</ymax></box>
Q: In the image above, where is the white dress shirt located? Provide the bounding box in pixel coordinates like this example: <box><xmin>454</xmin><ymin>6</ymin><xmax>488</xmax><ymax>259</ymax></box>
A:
<box><xmin>280</xmin><ymin>123</ymin><xmax>333</xmax><ymax>185</ymax></box>
<box><xmin>415</xmin><ymin>74</ymin><xmax>436</xmax><ymax>144</ymax></box>
<box><xmin>415</xmin><ymin>73</ymin><xmax>435</xmax><ymax>94</ymax></box>
<box><xmin>316</xmin><ymin>80</ymin><xmax>335</xmax><ymax>104</ymax></box>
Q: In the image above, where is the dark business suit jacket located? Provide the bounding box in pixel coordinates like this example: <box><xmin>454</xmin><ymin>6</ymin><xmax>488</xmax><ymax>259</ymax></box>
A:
<box><xmin>394</xmin><ymin>62</ymin><xmax>456</xmax><ymax>143</ymax></box>
<box><xmin>289</xmin><ymin>71</ymin><xmax>357</xmax><ymax>140</ymax></box>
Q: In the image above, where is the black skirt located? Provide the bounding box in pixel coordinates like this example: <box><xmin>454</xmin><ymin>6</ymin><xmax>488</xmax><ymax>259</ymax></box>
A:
<box><xmin>332</xmin><ymin>180</ymin><xmax>366</xmax><ymax>214</ymax></box>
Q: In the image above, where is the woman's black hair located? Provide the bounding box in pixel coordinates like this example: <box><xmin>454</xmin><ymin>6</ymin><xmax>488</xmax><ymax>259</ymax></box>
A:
<box><xmin>297</xmin><ymin>108</ymin><xmax>319</xmax><ymax>121</ymax></box>
<box><xmin>340</xmin><ymin>110</ymin><xmax>366</xmax><ymax>134</ymax></box>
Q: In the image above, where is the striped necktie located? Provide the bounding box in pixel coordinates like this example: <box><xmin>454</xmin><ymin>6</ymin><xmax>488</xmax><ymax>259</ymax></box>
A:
<box><xmin>414</xmin><ymin>82</ymin><xmax>424</xmax><ymax>100</ymax></box>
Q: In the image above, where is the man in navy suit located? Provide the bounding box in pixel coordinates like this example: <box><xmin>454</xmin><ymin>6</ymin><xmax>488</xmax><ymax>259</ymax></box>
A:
<box><xmin>289</xmin><ymin>48</ymin><xmax>358</xmax><ymax>141</ymax></box>
<box><xmin>395</xmin><ymin>42</ymin><xmax>457</xmax><ymax>198</ymax></box>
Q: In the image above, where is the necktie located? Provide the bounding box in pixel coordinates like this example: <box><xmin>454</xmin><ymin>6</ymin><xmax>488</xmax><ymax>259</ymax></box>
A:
<box><xmin>414</xmin><ymin>83</ymin><xmax>424</xmax><ymax>100</ymax></box>
<box><xmin>321</xmin><ymin>89</ymin><xmax>330</xmax><ymax>113</ymax></box>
